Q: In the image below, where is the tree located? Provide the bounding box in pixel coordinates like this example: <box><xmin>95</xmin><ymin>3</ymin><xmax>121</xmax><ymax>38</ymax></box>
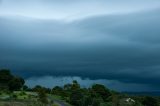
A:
<box><xmin>91</xmin><ymin>84</ymin><xmax>111</xmax><ymax>101</ymax></box>
<box><xmin>52</xmin><ymin>86</ymin><xmax>63</xmax><ymax>95</ymax></box>
<box><xmin>0</xmin><ymin>69</ymin><xmax>13</xmax><ymax>89</ymax></box>
<box><xmin>71</xmin><ymin>80</ymin><xmax>80</xmax><ymax>90</ymax></box>
<box><xmin>142</xmin><ymin>96</ymin><xmax>158</xmax><ymax>106</ymax></box>
<box><xmin>8</xmin><ymin>76</ymin><xmax>25</xmax><ymax>91</ymax></box>
<box><xmin>64</xmin><ymin>83</ymin><xmax>72</xmax><ymax>91</ymax></box>
<box><xmin>81</xmin><ymin>95</ymin><xmax>92</xmax><ymax>106</ymax></box>
<box><xmin>38</xmin><ymin>88</ymin><xmax>48</xmax><ymax>104</ymax></box>
<box><xmin>33</xmin><ymin>85</ymin><xmax>43</xmax><ymax>92</ymax></box>
<box><xmin>23</xmin><ymin>85</ymin><xmax>29</xmax><ymax>91</ymax></box>
<box><xmin>44</xmin><ymin>88</ymin><xmax>51</xmax><ymax>94</ymax></box>
<box><xmin>92</xmin><ymin>98</ymin><xmax>101</xmax><ymax>106</ymax></box>
<box><xmin>0</xmin><ymin>69</ymin><xmax>25</xmax><ymax>91</ymax></box>
<box><xmin>70</xmin><ymin>89</ymin><xmax>83</xmax><ymax>106</ymax></box>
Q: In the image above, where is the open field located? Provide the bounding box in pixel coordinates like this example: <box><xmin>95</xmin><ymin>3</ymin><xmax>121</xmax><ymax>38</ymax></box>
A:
<box><xmin>0</xmin><ymin>91</ymin><xmax>70</xmax><ymax>106</ymax></box>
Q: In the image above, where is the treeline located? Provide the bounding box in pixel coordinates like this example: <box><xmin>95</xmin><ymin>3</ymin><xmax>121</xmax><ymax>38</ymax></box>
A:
<box><xmin>0</xmin><ymin>69</ymin><xmax>160</xmax><ymax>106</ymax></box>
<box><xmin>31</xmin><ymin>80</ymin><xmax>114</xmax><ymax>106</ymax></box>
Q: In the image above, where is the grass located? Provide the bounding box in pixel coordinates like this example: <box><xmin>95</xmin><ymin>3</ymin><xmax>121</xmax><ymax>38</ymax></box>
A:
<box><xmin>0</xmin><ymin>92</ymin><xmax>10</xmax><ymax>100</ymax></box>
<box><xmin>48</xmin><ymin>94</ymin><xmax>72</xmax><ymax>106</ymax></box>
<box><xmin>0</xmin><ymin>91</ymin><xmax>71</xmax><ymax>106</ymax></box>
<box><xmin>50</xmin><ymin>95</ymin><xmax>62</xmax><ymax>100</ymax></box>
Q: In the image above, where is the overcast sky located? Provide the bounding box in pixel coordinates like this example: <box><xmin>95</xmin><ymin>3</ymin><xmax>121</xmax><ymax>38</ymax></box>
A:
<box><xmin>0</xmin><ymin>0</ymin><xmax>160</xmax><ymax>91</ymax></box>
<box><xmin>1</xmin><ymin>0</ymin><xmax>160</xmax><ymax>21</ymax></box>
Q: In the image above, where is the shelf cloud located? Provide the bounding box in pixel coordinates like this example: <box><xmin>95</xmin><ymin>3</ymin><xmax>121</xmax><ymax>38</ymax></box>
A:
<box><xmin>0</xmin><ymin>0</ymin><xmax>160</xmax><ymax>91</ymax></box>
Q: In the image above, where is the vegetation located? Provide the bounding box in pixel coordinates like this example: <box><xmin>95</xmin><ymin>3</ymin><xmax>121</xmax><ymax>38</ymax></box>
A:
<box><xmin>38</xmin><ymin>88</ymin><xmax>48</xmax><ymax>104</ymax></box>
<box><xmin>0</xmin><ymin>69</ymin><xmax>24</xmax><ymax>91</ymax></box>
<box><xmin>0</xmin><ymin>69</ymin><xmax>160</xmax><ymax>106</ymax></box>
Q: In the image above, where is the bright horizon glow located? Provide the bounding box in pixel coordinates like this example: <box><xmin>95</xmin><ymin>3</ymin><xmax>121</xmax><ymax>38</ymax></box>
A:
<box><xmin>0</xmin><ymin>0</ymin><xmax>160</xmax><ymax>21</ymax></box>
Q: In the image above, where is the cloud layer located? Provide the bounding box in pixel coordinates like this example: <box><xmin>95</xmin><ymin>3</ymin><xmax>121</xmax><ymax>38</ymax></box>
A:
<box><xmin>0</xmin><ymin>0</ymin><xmax>160</xmax><ymax>91</ymax></box>
<box><xmin>1</xmin><ymin>0</ymin><xmax>160</xmax><ymax>21</ymax></box>
<box><xmin>26</xmin><ymin>76</ymin><xmax>157</xmax><ymax>92</ymax></box>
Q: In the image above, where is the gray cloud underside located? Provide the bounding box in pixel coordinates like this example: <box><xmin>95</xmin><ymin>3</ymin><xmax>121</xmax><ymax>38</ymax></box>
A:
<box><xmin>26</xmin><ymin>76</ymin><xmax>157</xmax><ymax>92</ymax></box>
<box><xmin>0</xmin><ymin>8</ymin><xmax>160</xmax><ymax>90</ymax></box>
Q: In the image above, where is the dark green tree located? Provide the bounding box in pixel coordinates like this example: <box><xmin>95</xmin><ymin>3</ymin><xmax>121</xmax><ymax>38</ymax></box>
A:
<box><xmin>33</xmin><ymin>85</ymin><xmax>43</xmax><ymax>92</ymax></box>
<box><xmin>0</xmin><ymin>69</ymin><xmax>13</xmax><ymax>89</ymax></box>
<box><xmin>0</xmin><ymin>69</ymin><xmax>25</xmax><ymax>91</ymax></box>
<box><xmin>70</xmin><ymin>89</ymin><xmax>83</xmax><ymax>106</ymax></box>
<box><xmin>71</xmin><ymin>80</ymin><xmax>80</xmax><ymax>90</ymax></box>
<box><xmin>81</xmin><ymin>95</ymin><xmax>92</xmax><ymax>106</ymax></box>
<box><xmin>64</xmin><ymin>83</ymin><xmax>72</xmax><ymax>91</ymax></box>
<box><xmin>52</xmin><ymin>86</ymin><xmax>63</xmax><ymax>95</ymax></box>
<box><xmin>92</xmin><ymin>98</ymin><xmax>101</xmax><ymax>106</ymax></box>
<box><xmin>91</xmin><ymin>84</ymin><xmax>111</xmax><ymax>101</ymax></box>
<box><xmin>8</xmin><ymin>76</ymin><xmax>25</xmax><ymax>91</ymax></box>
<box><xmin>142</xmin><ymin>96</ymin><xmax>158</xmax><ymax>106</ymax></box>
<box><xmin>38</xmin><ymin>88</ymin><xmax>48</xmax><ymax>104</ymax></box>
<box><xmin>23</xmin><ymin>85</ymin><xmax>29</xmax><ymax>91</ymax></box>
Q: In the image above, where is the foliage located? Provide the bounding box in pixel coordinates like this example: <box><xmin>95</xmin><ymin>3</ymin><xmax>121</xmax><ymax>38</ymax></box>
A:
<box><xmin>33</xmin><ymin>85</ymin><xmax>51</xmax><ymax>94</ymax></box>
<box><xmin>70</xmin><ymin>89</ymin><xmax>83</xmax><ymax>106</ymax></box>
<box><xmin>91</xmin><ymin>84</ymin><xmax>111</xmax><ymax>101</ymax></box>
<box><xmin>33</xmin><ymin>85</ymin><xmax>43</xmax><ymax>92</ymax></box>
<box><xmin>0</xmin><ymin>69</ymin><xmax>25</xmax><ymax>91</ymax></box>
<box><xmin>52</xmin><ymin>86</ymin><xmax>63</xmax><ymax>95</ymax></box>
<box><xmin>1</xmin><ymin>69</ymin><xmax>160</xmax><ymax>106</ymax></box>
<box><xmin>142</xmin><ymin>96</ymin><xmax>159</xmax><ymax>106</ymax></box>
<box><xmin>23</xmin><ymin>85</ymin><xmax>29</xmax><ymax>91</ymax></box>
<box><xmin>38</xmin><ymin>88</ymin><xmax>48</xmax><ymax>104</ymax></box>
<box><xmin>0</xmin><ymin>69</ymin><xmax>13</xmax><ymax>83</ymax></box>
<box><xmin>8</xmin><ymin>76</ymin><xmax>25</xmax><ymax>91</ymax></box>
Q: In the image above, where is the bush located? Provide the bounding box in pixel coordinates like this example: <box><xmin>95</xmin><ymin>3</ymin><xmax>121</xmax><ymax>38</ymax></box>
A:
<box><xmin>92</xmin><ymin>98</ymin><xmax>101</xmax><ymax>106</ymax></box>
<box><xmin>70</xmin><ymin>89</ymin><xmax>83</xmax><ymax>106</ymax></box>
<box><xmin>19</xmin><ymin>91</ymin><xmax>26</xmax><ymax>96</ymax></box>
<box><xmin>38</xmin><ymin>89</ymin><xmax>48</xmax><ymax>104</ymax></box>
<box><xmin>12</xmin><ymin>94</ymin><xmax>17</xmax><ymax>99</ymax></box>
<box><xmin>142</xmin><ymin>96</ymin><xmax>159</xmax><ymax>106</ymax></box>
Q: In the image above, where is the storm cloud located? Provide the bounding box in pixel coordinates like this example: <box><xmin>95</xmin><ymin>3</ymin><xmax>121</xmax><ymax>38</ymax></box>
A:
<box><xmin>0</xmin><ymin>0</ymin><xmax>160</xmax><ymax>91</ymax></box>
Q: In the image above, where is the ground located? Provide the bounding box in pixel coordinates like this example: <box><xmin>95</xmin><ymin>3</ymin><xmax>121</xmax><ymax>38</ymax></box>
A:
<box><xmin>0</xmin><ymin>91</ymin><xmax>71</xmax><ymax>106</ymax></box>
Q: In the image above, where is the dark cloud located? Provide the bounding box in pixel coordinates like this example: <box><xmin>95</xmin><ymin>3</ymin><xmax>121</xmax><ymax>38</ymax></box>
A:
<box><xmin>26</xmin><ymin>76</ymin><xmax>157</xmax><ymax>92</ymax></box>
<box><xmin>0</xmin><ymin>8</ymin><xmax>160</xmax><ymax>91</ymax></box>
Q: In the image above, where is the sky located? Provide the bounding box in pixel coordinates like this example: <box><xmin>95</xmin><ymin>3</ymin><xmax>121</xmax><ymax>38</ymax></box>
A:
<box><xmin>0</xmin><ymin>0</ymin><xmax>160</xmax><ymax>91</ymax></box>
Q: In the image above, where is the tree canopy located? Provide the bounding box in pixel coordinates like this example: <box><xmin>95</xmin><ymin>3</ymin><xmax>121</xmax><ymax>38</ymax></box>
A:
<box><xmin>0</xmin><ymin>69</ymin><xmax>25</xmax><ymax>91</ymax></box>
